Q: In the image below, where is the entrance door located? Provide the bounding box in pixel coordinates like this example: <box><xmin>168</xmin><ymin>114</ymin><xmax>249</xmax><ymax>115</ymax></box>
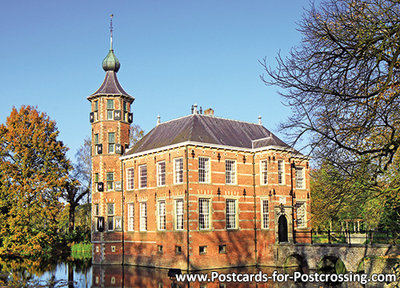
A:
<box><xmin>278</xmin><ymin>215</ymin><xmax>288</xmax><ymax>243</ymax></box>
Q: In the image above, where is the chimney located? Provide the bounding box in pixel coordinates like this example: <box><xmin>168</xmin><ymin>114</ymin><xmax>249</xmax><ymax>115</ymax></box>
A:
<box><xmin>204</xmin><ymin>108</ymin><xmax>214</xmax><ymax>116</ymax></box>
<box><xmin>157</xmin><ymin>115</ymin><xmax>161</xmax><ymax>125</ymax></box>
<box><xmin>193</xmin><ymin>104</ymin><xmax>198</xmax><ymax>114</ymax></box>
<box><xmin>258</xmin><ymin>116</ymin><xmax>262</xmax><ymax>125</ymax></box>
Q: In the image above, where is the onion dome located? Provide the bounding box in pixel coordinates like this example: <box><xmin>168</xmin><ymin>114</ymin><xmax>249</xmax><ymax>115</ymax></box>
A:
<box><xmin>102</xmin><ymin>49</ymin><xmax>120</xmax><ymax>72</ymax></box>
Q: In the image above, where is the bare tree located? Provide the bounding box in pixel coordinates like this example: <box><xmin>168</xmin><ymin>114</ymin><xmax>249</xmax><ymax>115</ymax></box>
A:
<box><xmin>262</xmin><ymin>0</ymin><xmax>400</xmax><ymax>175</ymax></box>
<box><xmin>62</xmin><ymin>137</ymin><xmax>91</xmax><ymax>233</ymax></box>
<box><xmin>130</xmin><ymin>124</ymin><xmax>145</xmax><ymax>147</ymax></box>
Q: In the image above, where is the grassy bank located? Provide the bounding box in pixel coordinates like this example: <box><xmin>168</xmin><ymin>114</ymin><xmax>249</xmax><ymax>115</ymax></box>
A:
<box><xmin>71</xmin><ymin>243</ymin><xmax>92</xmax><ymax>259</ymax></box>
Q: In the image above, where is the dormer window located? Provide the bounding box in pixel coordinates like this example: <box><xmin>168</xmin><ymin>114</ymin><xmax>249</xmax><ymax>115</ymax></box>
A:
<box><xmin>107</xmin><ymin>99</ymin><xmax>114</xmax><ymax>120</ymax></box>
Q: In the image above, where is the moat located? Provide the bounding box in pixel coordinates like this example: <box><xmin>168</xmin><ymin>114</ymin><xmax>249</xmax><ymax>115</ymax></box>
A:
<box><xmin>1</xmin><ymin>258</ymin><xmax>398</xmax><ymax>288</ymax></box>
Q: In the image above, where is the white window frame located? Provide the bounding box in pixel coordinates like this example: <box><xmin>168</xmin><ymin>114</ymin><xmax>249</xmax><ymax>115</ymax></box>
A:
<box><xmin>295</xmin><ymin>166</ymin><xmax>305</xmax><ymax>189</ymax></box>
<box><xmin>108</xmin><ymin>132</ymin><xmax>115</xmax><ymax>154</ymax></box>
<box><xmin>127</xmin><ymin>168</ymin><xmax>134</xmax><ymax>190</ymax></box>
<box><xmin>127</xmin><ymin>203</ymin><xmax>134</xmax><ymax>231</ymax></box>
<box><xmin>158</xmin><ymin>200</ymin><xmax>166</xmax><ymax>230</ymax></box>
<box><xmin>199</xmin><ymin>198</ymin><xmax>211</xmax><ymax>230</ymax></box>
<box><xmin>225</xmin><ymin>160</ymin><xmax>236</xmax><ymax>185</ymax></box>
<box><xmin>106</xmin><ymin>172</ymin><xmax>114</xmax><ymax>191</ymax></box>
<box><xmin>107</xmin><ymin>99</ymin><xmax>114</xmax><ymax>120</ymax></box>
<box><xmin>139</xmin><ymin>165</ymin><xmax>147</xmax><ymax>189</ymax></box>
<box><xmin>157</xmin><ymin>161</ymin><xmax>166</xmax><ymax>187</ymax></box>
<box><xmin>174</xmin><ymin>158</ymin><xmax>184</xmax><ymax>184</ymax></box>
<box><xmin>94</xmin><ymin>100</ymin><xmax>99</xmax><ymax>121</ymax></box>
<box><xmin>198</xmin><ymin>157</ymin><xmax>210</xmax><ymax>183</ymax></box>
<box><xmin>139</xmin><ymin>202</ymin><xmax>147</xmax><ymax>231</ymax></box>
<box><xmin>261</xmin><ymin>199</ymin><xmax>269</xmax><ymax>229</ymax></box>
<box><xmin>226</xmin><ymin>199</ymin><xmax>237</xmax><ymax>230</ymax></box>
<box><xmin>278</xmin><ymin>160</ymin><xmax>285</xmax><ymax>185</ymax></box>
<box><xmin>296</xmin><ymin>201</ymin><xmax>307</xmax><ymax>228</ymax></box>
<box><xmin>260</xmin><ymin>160</ymin><xmax>268</xmax><ymax>185</ymax></box>
<box><xmin>107</xmin><ymin>203</ymin><xmax>115</xmax><ymax>232</ymax></box>
<box><xmin>175</xmin><ymin>198</ymin><xmax>184</xmax><ymax>230</ymax></box>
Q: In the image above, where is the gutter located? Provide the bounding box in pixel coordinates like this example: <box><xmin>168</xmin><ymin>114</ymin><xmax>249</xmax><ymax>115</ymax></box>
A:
<box><xmin>185</xmin><ymin>145</ymin><xmax>190</xmax><ymax>271</ymax></box>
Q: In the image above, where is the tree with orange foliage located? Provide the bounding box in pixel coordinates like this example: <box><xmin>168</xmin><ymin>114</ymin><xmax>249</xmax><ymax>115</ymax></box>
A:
<box><xmin>0</xmin><ymin>106</ymin><xmax>72</xmax><ymax>257</ymax></box>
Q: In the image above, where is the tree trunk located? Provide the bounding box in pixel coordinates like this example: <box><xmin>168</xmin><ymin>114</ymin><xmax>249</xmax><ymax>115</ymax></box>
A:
<box><xmin>69</xmin><ymin>204</ymin><xmax>76</xmax><ymax>234</ymax></box>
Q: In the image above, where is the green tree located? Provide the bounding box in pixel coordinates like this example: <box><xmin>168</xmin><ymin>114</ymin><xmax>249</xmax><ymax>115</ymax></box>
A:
<box><xmin>0</xmin><ymin>106</ymin><xmax>71</xmax><ymax>257</ymax></box>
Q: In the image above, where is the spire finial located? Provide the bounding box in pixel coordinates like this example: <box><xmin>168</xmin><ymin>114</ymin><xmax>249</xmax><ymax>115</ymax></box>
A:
<box><xmin>109</xmin><ymin>14</ymin><xmax>114</xmax><ymax>50</ymax></box>
<box><xmin>102</xmin><ymin>14</ymin><xmax>120</xmax><ymax>72</ymax></box>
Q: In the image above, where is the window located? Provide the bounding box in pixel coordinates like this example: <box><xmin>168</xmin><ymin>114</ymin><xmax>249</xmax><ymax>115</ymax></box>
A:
<box><xmin>128</xmin><ymin>203</ymin><xmax>134</xmax><ymax>231</ymax></box>
<box><xmin>108</xmin><ymin>132</ymin><xmax>115</xmax><ymax>153</ymax></box>
<box><xmin>175</xmin><ymin>245</ymin><xmax>182</xmax><ymax>254</ymax></box>
<box><xmin>225</xmin><ymin>160</ymin><xmax>236</xmax><ymax>184</ymax></box>
<box><xmin>278</xmin><ymin>160</ymin><xmax>285</xmax><ymax>185</ymax></box>
<box><xmin>94</xmin><ymin>134</ymin><xmax>99</xmax><ymax>155</ymax></box>
<box><xmin>139</xmin><ymin>165</ymin><xmax>147</xmax><ymax>189</ymax></box>
<box><xmin>199</xmin><ymin>246</ymin><xmax>207</xmax><ymax>255</ymax></box>
<box><xmin>262</xmin><ymin>200</ymin><xmax>269</xmax><ymax>229</ymax></box>
<box><xmin>158</xmin><ymin>245</ymin><xmax>163</xmax><ymax>253</ymax></box>
<box><xmin>140</xmin><ymin>202</ymin><xmax>147</xmax><ymax>231</ymax></box>
<box><xmin>296</xmin><ymin>202</ymin><xmax>306</xmax><ymax>228</ymax></box>
<box><xmin>174</xmin><ymin>158</ymin><xmax>184</xmax><ymax>184</ymax></box>
<box><xmin>198</xmin><ymin>157</ymin><xmax>210</xmax><ymax>183</ymax></box>
<box><xmin>127</xmin><ymin>168</ymin><xmax>134</xmax><ymax>190</ymax></box>
<box><xmin>199</xmin><ymin>199</ymin><xmax>210</xmax><ymax>230</ymax></box>
<box><xmin>226</xmin><ymin>199</ymin><xmax>236</xmax><ymax>229</ymax></box>
<box><xmin>123</xmin><ymin>101</ymin><xmax>128</xmax><ymax>122</ymax></box>
<box><xmin>295</xmin><ymin>167</ymin><xmax>305</xmax><ymax>189</ymax></box>
<box><xmin>106</xmin><ymin>172</ymin><xmax>114</xmax><ymax>191</ymax></box>
<box><xmin>218</xmin><ymin>245</ymin><xmax>226</xmax><ymax>254</ymax></box>
<box><xmin>94</xmin><ymin>100</ymin><xmax>98</xmax><ymax>121</ymax></box>
<box><xmin>260</xmin><ymin>160</ymin><xmax>268</xmax><ymax>185</ymax></box>
<box><xmin>158</xmin><ymin>200</ymin><xmax>166</xmax><ymax>230</ymax></box>
<box><xmin>94</xmin><ymin>204</ymin><xmax>99</xmax><ymax>216</ymax></box>
<box><xmin>176</xmin><ymin>199</ymin><xmax>184</xmax><ymax>230</ymax></box>
<box><xmin>94</xmin><ymin>173</ymin><xmax>99</xmax><ymax>183</ymax></box>
<box><xmin>107</xmin><ymin>99</ymin><xmax>114</xmax><ymax>120</ymax></box>
<box><xmin>107</xmin><ymin>203</ymin><xmax>114</xmax><ymax>231</ymax></box>
<box><xmin>157</xmin><ymin>161</ymin><xmax>166</xmax><ymax>186</ymax></box>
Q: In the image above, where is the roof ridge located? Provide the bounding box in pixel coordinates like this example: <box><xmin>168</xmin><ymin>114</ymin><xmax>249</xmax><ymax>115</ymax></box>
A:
<box><xmin>155</xmin><ymin>113</ymin><xmax>261</xmax><ymax>127</ymax></box>
<box><xmin>156</xmin><ymin>114</ymin><xmax>192</xmax><ymax>125</ymax></box>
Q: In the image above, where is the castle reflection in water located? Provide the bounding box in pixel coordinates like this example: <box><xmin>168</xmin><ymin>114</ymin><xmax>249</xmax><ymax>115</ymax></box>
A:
<box><xmin>91</xmin><ymin>265</ymin><xmax>362</xmax><ymax>288</ymax></box>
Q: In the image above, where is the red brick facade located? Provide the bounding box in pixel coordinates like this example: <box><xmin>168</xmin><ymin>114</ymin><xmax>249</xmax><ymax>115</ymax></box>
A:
<box><xmin>89</xmin><ymin>51</ymin><xmax>311</xmax><ymax>271</ymax></box>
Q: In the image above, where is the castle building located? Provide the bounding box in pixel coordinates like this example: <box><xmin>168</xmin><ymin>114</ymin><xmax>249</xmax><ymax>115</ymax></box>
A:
<box><xmin>89</xmin><ymin>27</ymin><xmax>311</xmax><ymax>270</ymax></box>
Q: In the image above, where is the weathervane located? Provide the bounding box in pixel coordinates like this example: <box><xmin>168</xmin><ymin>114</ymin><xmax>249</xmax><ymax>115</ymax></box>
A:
<box><xmin>110</xmin><ymin>14</ymin><xmax>114</xmax><ymax>50</ymax></box>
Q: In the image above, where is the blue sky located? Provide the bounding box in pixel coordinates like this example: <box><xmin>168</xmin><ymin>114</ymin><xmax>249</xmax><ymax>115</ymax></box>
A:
<box><xmin>0</xmin><ymin>0</ymin><xmax>314</xmax><ymax>161</ymax></box>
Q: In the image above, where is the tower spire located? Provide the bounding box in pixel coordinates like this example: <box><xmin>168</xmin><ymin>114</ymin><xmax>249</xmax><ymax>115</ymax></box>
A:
<box><xmin>109</xmin><ymin>14</ymin><xmax>114</xmax><ymax>50</ymax></box>
<box><xmin>102</xmin><ymin>14</ymin><xmax>120</xmax><ymax>72</ymax></box>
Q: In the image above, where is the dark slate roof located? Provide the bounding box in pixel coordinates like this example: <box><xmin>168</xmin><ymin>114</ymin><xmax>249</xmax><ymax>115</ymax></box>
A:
<box><xmin>88</xmin><ymin>71</ymin><xmax>134</xmax><ymax>101</ymax></box>
<box><xmin>125</xmin><ymin>114</ymin><xmax>291</xmax><ymax>155</ymax></box>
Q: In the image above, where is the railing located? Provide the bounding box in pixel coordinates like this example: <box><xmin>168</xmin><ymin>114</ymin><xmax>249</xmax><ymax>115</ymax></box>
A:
<box><xmin>294</xmin><ymin>229</ymin><xmax>400</xmax><ymax>245</ymax></box>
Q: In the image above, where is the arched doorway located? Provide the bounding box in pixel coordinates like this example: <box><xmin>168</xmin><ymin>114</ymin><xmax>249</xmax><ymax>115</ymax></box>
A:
<box><xmin>278</xmin><ymin>215</ymin><xmax>288</xmax><ymax>243</ymax></box>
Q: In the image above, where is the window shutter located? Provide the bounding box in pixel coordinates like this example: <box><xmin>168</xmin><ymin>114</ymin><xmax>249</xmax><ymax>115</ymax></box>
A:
<box><xmin>114</xmin><ymin>110</ymin><xmax>121</xmax><ymax>120</ymax></box>
<box><xmin>97</xmin><ymin>217</ymin><xmax>104</xmax><ymax>232</ymax></box>
<box><xmin>115</xmin><ymin>144</ymin><xmax>122</xmax><ymax>154</ymax></box>
<box><xmin>96</xmin><ymin>144</ymin><xmax>103</xmax><ymax>154</ymax></box>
